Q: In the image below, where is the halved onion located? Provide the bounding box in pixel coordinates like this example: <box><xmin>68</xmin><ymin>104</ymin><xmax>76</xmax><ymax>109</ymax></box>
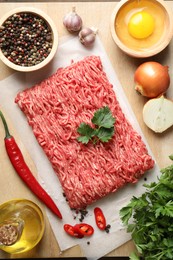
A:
<box><xmin>143</xmin><ymin>95</ymin><xmax>173</xmax><ymax>133</ymax></box>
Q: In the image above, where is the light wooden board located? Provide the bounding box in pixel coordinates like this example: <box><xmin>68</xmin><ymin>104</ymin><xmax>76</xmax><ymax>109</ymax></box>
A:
<box><xmin>0</xmin><ymin>1</ymin><xmax>173</xmax><ymax>258</ymax></box>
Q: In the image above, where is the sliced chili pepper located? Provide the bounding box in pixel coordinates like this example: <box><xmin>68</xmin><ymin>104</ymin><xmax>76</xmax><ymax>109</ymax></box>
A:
<box><xmin>64</xmin><ymin>224</ymin><xmax>84</xmax><ymax>238</ymax></box>
<box><xmin>94</xmin><ymin>207</ymin><xmax>106</xmax><ymax>230</ymax></box>
<box><xmin>74</xmin><ymin>223</ymin><xmax>94</xmax><ymax>236</ymax></box>
<box><xmin>0</xmin><ymin>110</ymin><xmax>62</xmax><ymax>219</ymax></box>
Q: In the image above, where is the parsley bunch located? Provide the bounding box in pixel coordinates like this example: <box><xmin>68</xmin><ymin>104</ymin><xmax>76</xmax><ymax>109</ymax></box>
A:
<box><xmin>77</xmin><ymin>106</ymin><xmax>115</xmax><ymax>144</ymax></box>
<box><xmin>120</xmin><ymin>155</ymin><xmax>173</xmax><ymax>260</ymax></box>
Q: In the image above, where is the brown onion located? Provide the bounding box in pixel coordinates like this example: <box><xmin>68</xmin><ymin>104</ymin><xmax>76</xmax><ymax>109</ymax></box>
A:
<box><xmin>134</xmin><ymin>61</ymin><xmax>170</xmax><ymax>98</ymax></box>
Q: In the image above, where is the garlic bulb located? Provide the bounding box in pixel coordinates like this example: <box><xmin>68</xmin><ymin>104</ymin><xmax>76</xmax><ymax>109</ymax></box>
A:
<box><xmin>63</xmin><ymin>7</ymin><xmax>83</xmax><ymax>33</ymax></box>
<box><xmin>79</xmin><ymin>27</ymin><xmax>97</xmax><ymax>47</ymax></box>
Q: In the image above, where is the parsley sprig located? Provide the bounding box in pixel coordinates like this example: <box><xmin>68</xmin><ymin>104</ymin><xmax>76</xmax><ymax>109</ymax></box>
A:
<box><xmin>120</xmin><ymin>155</ymin><xmax>173</xmax><ymax>260</ymax></box>
<box><xmin>77</xmin><ymin>106</ymin><xmax>116</xmax><ymax>144</ymax></box>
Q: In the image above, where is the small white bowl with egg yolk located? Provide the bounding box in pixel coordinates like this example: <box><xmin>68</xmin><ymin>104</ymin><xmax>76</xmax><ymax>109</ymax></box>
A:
<box><xmin>110</xmin><ymin>0</ymin><xmax>173</xmax><ymax>58</ymax></box>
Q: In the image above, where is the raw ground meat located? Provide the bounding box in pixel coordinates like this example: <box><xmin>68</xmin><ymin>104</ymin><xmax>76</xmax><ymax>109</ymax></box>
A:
<box><xmin>15</xmin><ymin>55</ymin><xmax>155</xmax><ymax>209</ymax></box>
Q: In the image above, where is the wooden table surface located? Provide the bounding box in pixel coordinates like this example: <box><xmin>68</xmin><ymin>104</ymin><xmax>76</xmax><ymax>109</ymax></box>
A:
<box><xmin>0</xmin><ymin>1</ymin><xmax>173</xmax><ymax>259</ymax></box>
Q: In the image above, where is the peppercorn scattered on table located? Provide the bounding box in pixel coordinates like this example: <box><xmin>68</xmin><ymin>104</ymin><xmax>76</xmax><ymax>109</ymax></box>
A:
<box><xmin>0</xmin><ymin>1</ymin><xmax>173</xmax><ymax>259</ymax></box>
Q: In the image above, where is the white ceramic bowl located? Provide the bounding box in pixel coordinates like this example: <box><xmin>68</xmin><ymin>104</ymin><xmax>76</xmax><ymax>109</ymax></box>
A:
<box><xmin>110</xmin><ymin>0</ymin><xmax>173</xmax><ymax>58</ymax></box>
<box><xmin>0</xmin><ymin>7</ymin><xmax>58</xmax><ymax>72</ymax></box>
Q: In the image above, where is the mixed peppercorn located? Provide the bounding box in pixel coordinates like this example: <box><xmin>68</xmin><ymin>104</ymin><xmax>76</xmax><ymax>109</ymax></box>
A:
<box><xmin>0</xmin><ymin>12</ymin><xmax>53</xmax><ymax>67</ymax></box>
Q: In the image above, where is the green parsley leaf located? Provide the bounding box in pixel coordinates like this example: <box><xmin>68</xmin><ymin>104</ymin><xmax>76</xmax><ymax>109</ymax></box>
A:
<box><xmin>91</xmin><ymin>106</ymin><xmax>116</xmax><ymax>128</ymax></box>
<box><xmin>96</xmin><ymin>126</ymin><xmax>114</xmax><ymax>142</ymax></box>
<box><xmin>77</xmin><ymin>106</ymin><xmax>116</xmax><ymax>144</ymax></box>
<box><xmin>77</xmin><ymin>123</ymin><xmax>96</xmax><ymax>144</ymax></box>
<box><xmin>119</xmin><ymin>205</ymin><xmax>133</xmax><ymax>225</ymax></box>
<box><xmin>169</xmin><ymin>154</ymin><xmax>173</xmax><ymax>160</ymax></box>
<box><xmin>129</xmin><ymin>252</ymin><xmax>140</xmax><ymax>260</ymax></box>
<box><xmin>155</xmin><ymin>201</ymin><xmax>173</xmax><ymax>218</ymax></box>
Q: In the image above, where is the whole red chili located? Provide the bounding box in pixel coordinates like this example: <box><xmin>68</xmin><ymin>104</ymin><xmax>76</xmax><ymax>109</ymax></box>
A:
<box><xmin>94</xmin><ymin>207</ymin><xmax>106</xmax><ymax>230</ymax></box>
<box><xmin>0</xmin><ymin>110</ymin><xmax>62</xmax><ymax>219</ymax></box>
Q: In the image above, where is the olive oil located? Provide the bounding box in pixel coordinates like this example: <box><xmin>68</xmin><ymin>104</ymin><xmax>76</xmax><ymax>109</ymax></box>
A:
<box><xmin>115</xmin><ymin>0</ymin><xmax>167</xmax><ymax>51</ymax></box>
<box><xmin>0</xmin><ymin>199</ymin><xmax>45</xmax><ymax>254</ymax></box>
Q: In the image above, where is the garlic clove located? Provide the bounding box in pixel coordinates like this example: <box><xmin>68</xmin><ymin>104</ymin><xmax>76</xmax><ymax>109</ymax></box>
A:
<box><xmin>143</xmin><ymin>95</ymin><xmax>173</xmax><ymax>133</ymax></box>
<box><xmin>79</xmin><ymin>27</ymin><xmax>98</xmax><ymax>47</ymax></box>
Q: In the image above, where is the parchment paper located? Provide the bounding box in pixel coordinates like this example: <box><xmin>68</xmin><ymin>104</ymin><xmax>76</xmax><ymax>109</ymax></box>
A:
<box><xmin>0</xmin><ymin>36</ymin><xmax>160</xmax><ymax>259</ymax></box>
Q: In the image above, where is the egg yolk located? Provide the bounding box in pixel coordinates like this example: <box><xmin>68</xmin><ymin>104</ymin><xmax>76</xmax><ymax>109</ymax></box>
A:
<box><xmin>128</xmin><ymin>11</ymin><xmax>155</xmax><ymax>39</ymax></box>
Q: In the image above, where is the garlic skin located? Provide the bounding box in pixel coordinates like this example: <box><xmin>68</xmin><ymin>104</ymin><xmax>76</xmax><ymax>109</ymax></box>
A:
<box><xmin>79</xmin><ymin>27</ymin><xmax>97</xmax><ymax>47</ymax></box>
<box><xmin>143</xmin><ymin>95</ymin><xmax>173</xmax><ymax>133</ymax></box>
<box><xmin>63</xmin><ymin>7</ymin><xmax>83</xmax><ymax>32</ymax></box>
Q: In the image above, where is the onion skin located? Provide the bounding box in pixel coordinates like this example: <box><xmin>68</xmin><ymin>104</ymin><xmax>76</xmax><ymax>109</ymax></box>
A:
<box><xmin>134</xmin><ymin>62</ymin><xmax>170</xmax><ymax>98</ymax></box>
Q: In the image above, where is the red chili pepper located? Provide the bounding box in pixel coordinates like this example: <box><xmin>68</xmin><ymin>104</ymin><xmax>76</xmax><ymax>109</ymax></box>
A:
<box><xmin>0</xmin><ymin>110</ymin><xmax>62</xmax><ymax>219</ymax></box>
<box><xmin>74</xmin><ymin>223</ymin><xmax>94</xmax><ymax>236</ymax></box>
<box><xmin>94</xmin><ymin>207</ymin><xmax>106</xmax><ymax>230</ymax></box>
<box><xmin>63</xmin><ymin>224</ymin><xmax>84</xmax><ymax>238</ymax></box>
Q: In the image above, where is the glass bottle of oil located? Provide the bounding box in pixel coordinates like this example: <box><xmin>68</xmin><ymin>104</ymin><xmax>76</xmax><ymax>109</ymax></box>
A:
<box><xmin>0</xmin><ymin>199</ymin><xmax>45</xmax><ymax>254</ymax></box>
